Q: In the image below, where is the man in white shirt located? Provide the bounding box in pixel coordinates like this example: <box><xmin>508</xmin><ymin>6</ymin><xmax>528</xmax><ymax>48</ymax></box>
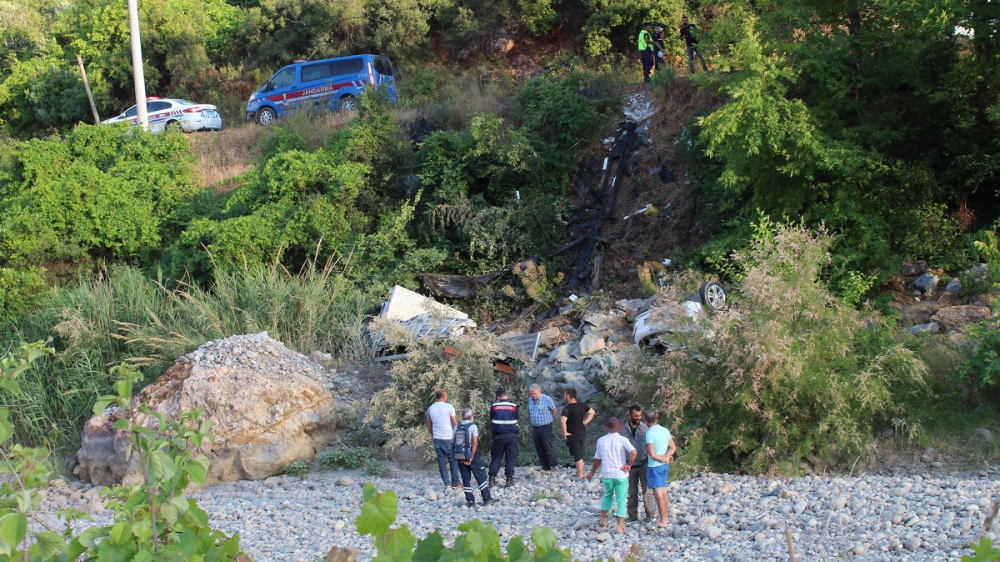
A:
<box><xmin>585</xmin><ymin>417</ymin><xmax>637</xmax><ymax>533</ymax></box>
<box><xmin>426</xmin><ymin>389</ymin><xmax>460</xmax><ymax>490</ymax></box>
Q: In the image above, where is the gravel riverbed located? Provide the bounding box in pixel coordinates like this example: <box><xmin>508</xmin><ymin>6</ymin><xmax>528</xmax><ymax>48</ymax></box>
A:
<box><xmin>43</xmin><ymin>465</ymin><xmax>999</xmax><ymax>561</ymax></box>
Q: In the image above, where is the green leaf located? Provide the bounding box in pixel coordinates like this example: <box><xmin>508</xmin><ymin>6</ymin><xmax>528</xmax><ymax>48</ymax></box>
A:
<box><xmin>34</xmin><ymin>531</ymin><xmax>66</xmax><ymax>558</ymax></box>
<box><xmin>506</xmin><ymin>536</ymin><xmax>529</xmax><ymax>562</ymax></box>
<box><xmin>92</xmin><ymin>397</ymin><xmax>115</xmax><ymax>416</ymax></box>
<box><xmin>531</xmin><ymin>527</ymin><xmax>556</xmax><ymax>554</ymax></box>
<box><xmin>0</xmin><ymin>513</ymin><xmax>27</xmax><ymax>548</ymax></box>
<box><xmin>76</xmin><ymin>526</ymin><xmax>109</xmax><ymax>548</ymax></box>
<box><xmin>357</xmin><ymin>485</ymin><xmax>398</xmax><ymax>537</ymax></box>
<box><xmin>963</xmin><ymin>537</ymin><xmax>1000</xmax><ymax>562</ymax></box>
<box><xmin>380</xmin><ymin>525</ymin><xmax>416</xmax><ymax>561</ymax></box>
<box><xmin>109</xmin><ymin>521</ymin><xmax>131</xmax><ymax>545</ymax></box>
<box><xmin>184</xmin><ymin>456</ymin><xmax>209</xmax><ymax>486</ymax></box>
<box><xmin>412</xmin><ymin>531</ymin><xmax>446</xmax><ymax>562</ymax></box>
<box><xmin>97</xmin><ymin>538</ymin><xmax>137</xmax><ymax>562</ymax></box>
<box><xmin>148</xmin><ymin>450</ymin><xmax>178</xmax><ymax>481</ymax></box>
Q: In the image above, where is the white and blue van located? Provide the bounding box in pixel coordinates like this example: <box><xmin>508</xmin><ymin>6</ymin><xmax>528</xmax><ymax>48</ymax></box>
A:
<box><xmin>246</xmin><ymin>54</ymin><xmax>397</xmax><ymax>125</ymax></box>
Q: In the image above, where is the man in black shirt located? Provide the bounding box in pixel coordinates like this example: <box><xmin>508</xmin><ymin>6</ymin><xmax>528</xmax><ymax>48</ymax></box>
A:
<box><xmin>560</xmin><ymin>388</ymin><xmax>595</xmax><ymax>478</ymax></box>
<box><xmin>652</xmin><ymin>24</ymin><xmax>666</xmax><ymax>72</ymax></box>
<box><xmin>679</xmin><ymin>16</ymin><xmax>708</xmax><ymax>74</ymax></box>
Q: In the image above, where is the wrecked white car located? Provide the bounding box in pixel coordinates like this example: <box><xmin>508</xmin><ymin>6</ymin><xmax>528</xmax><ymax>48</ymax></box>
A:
<box><xmin>632</xmin><ymin>281</ymin><xmax>726</xmax><ymax>349</ymax></box>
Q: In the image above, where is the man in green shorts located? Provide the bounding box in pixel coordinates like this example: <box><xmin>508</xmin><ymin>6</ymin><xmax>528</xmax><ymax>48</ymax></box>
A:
<box><xmin>585</xmin><ymin>417</ymin><xmax>637</xmax><ymax>533</ymax></box>
<box><xmin>644</xmin><ymin>411</ymin><xmax>676</xmax><ymax>528</ymax></box>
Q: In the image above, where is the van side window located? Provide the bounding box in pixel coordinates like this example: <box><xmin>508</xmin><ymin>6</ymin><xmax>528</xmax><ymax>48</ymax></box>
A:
<box><xmin>329</xmin><ymin>58</ymin><xmax>364</xmax><ymax>77</ymax></box>
<box><xmin>271</xmin><ymin>68</ymin><xmax>296</xmax><ymax>89</ymax></box>
<box><xmin>302</xmin><ymin>62</ymin><xmax>330</xmax><ymax>83</ymax></box>
<box><xmin>374</xmin><ymin>58</ymin><xmax>394</xmax><ymax>77</ymax></box>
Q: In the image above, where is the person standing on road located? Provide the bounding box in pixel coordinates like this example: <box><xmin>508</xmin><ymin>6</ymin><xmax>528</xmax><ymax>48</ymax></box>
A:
<box><xmin>528</xmin><ymin>384</ymin><xmax>559</xmax><ymax>471</ymax></box>
<box><xmin>455</xmin><ymin>408</ymin><xmax>493</xmax><ymax>507</ymax></box>
<box><xmin>619</xmin><ymin>405</ymin><xmax>655</xmax><ymax>522</ymax></box>
<box><xmin>637</xmin><ymin>22</ymin><xmax>655</xmax><ymax>83</ymax></box>
<box><xmin>560</xmin><ymin>388</ymin><xmax>596</xmax><ymax>479</ymax></box>
<box><xmin>679</xmin><ymin>16</ymin><xmax>708</xmax><ymax>74</ymax></box>
<box><xmin>426</xmin><ymin>389</ymin><xmax>461</xmax><ymax>491</ymax></box>
<box><xmin>585</xmin><ymin>417</ymin><xmax>637</xmax><ymax>533</ymax></box>
<box><xmin>488</xmin><ymin>388</ymin><xmax>519</xmax><ymax>488</ymax></box>
<box><xmin>645</xmin><ymin>411</ymin><xmax>677</xmax><ymax>528</ymax></box>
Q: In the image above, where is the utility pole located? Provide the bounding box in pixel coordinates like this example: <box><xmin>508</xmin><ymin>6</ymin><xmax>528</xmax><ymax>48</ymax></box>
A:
<box><xmin>76</xmin><ymin>56</ymin><xmax>101</xmax><ymax>124</ymax></box>
<box><xmin>127</xmin><ymin>0</ymin><xmax>148</xmax><ymax>129</ymax></box>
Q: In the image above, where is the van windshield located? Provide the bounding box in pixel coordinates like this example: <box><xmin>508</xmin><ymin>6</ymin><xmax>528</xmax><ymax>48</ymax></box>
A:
<box><xmin>269</xmin><ymin>68</ymin><xmax>296</xmax><ymax>90</ymax></box>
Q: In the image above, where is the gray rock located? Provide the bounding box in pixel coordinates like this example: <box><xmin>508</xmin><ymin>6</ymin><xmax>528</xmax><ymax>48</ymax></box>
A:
<box><xmin>579</xmin><ymin>333</ymin><xmax>605</xmax><ymax>355</ymax></box>
<box><xmin>912</xmin><ymin>273</ymin><xmax>940</xmax><ymax>294</ymax></box>
<box><xmin>945</xmin><ymin>278</ymin><xmax>962</xmax><ymax>293</ymax></box>
<box><xmin>905</xmin><ymin>322</ymin><xmax>939</xmax><ymax>335</ymax></box>
<box><xmin>337</xmin><ymin>476</ymin><xmax>354</xmax><ymax>486</ymax></box>
<box><xmin>705</xmin><ymin>526</ymin><xmax>722</xmax><ymax>539</ymax></box>
<box><xmin>595</xmin><ymin>532</ymin><xmax>611</xmax><ymax>542</ymax></box>
<box><xmin>904</xmin><ymin>537</ymin><xmax>921</xmax><ymax>551</ymax></box>
<box><xmin>963</xmin><ymin>263</ymin><xmax>989</xmax><ymax>280</ymax></box>
<box><xmin>794</xmin><ymin>501</ymin><xmax>807</xmax><ymax>515</ymax></box>
<box><xmin>901</xmin><ymin>261</ymin><xmax>929</xmax><ymax>276</ymax></box>
<box><xmin>976</xmin><ymin>428</ymin><xmax>994</xmax><ymax>442</ymax></box>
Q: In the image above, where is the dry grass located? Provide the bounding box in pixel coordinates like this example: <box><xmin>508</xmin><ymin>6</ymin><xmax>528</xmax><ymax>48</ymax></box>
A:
<box><xmin>189</xmin><ymin>111</ymin><xmax>356</xmax><ymax>191</ymax></box>
<box><xmin>189</xmin><ymin>125</ymin><xmax>262</xmax><ymax>189</ymax></box>
<box><xmin>431</xmin><ymin>72</ymin><xmax>510</xmax><ymax>129</ymax></box>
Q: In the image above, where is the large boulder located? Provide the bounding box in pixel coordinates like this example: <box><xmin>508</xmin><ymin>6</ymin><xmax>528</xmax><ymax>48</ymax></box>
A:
<box><xmin>75</xmin><ymin>333</ymin><xmax>352</xmax><ymax>487</ymax></box>
<box><xmin>901</xmin><ymin>302</ymin><xmax>946</xmax><ymax>326</ymax></box>
<box><xmin>931</xmin><ymin>305</ymin><xmax>991</xmax><ymax>332</ymax></box>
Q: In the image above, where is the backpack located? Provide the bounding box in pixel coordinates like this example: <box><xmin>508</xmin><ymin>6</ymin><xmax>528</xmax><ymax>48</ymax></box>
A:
<box><xmin>453</xmin><ymin>423</ymin><xmax>473</xmax><ymax>461</ymax></box>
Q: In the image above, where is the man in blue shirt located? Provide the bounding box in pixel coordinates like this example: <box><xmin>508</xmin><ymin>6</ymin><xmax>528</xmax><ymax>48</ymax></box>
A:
<box><xmin>528</xmin><ymin>384</ymin><xmax>559</xmax><ymax>471</ymax></box>
<box><xmin>489</xmin><ymin>388</ymin><xmax>519</xmax><ymax>488</ymax></box>
<box><xmin>645</xmin><ymin>411</ymin><xmax>676</xmax><ymax>528</ymax></box>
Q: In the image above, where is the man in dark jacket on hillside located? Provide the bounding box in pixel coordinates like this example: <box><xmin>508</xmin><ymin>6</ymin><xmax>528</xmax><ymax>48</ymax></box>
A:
<box><xmin>488</xmin><ymin>388</ymin><xmax>519</xmax><ymax>488</ymax></box>
<box><xmin>679</xmin><ymin>16</ymin><xmax>708</xmax><ymax>74</ymax></box>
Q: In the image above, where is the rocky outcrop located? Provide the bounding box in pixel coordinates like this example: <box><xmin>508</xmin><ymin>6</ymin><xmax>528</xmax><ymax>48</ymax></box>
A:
<box><xmin>930</xmin><ymin>305</ymin><xmax>991</xmax><ymax>332</ymax></box>
<box><xmin>75</xmin><ymin>332</ymin><xmax>353</xmax><ymax>487</ymax></box>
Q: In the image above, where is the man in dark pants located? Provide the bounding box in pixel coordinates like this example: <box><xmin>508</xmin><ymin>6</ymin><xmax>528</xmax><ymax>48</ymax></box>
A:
<box><xmin>679</xmin><ymin>16</ymin><xmax>708</xmax><ymax>73</ymax></box>
<box><xmin>455</xmin><ymin>408</ymin><xmax>492</xmax><ymax>507</ymax></box>
<box><xmin>637</xmin><ymin>22</ymin><xmax>655</xmax><ymax>82</ymax></box>
<box><xmin>488</xmin><ymin>388</ymin><xmax>519</xmax><ymax>488</ymax></box>
<box><xmin>619</xmin><ymin>405</ymin><xmax>655</xmax><ymax>522</ymax></box>
<box><xmin>528</xmin><ymin>384</ymin><xmax>559</xmax><ymax>470</ymax></box>
<box><xmin>560</xmin><ymin>387</ymin><xmax>595</xmax><ymax>479</ymax></box>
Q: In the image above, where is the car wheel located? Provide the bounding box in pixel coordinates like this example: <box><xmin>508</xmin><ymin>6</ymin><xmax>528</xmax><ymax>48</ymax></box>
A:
<box><xmin>338</xmin><ymin>96</ymin><xmax>357</xmax><ymax>112</ymax></box>
<box><xmin>165</xmin><ymin>120</ymin><xmax>181</xmax><ymax>132</ymax></box>
<box><xmin>699</xmin><ymin>281</ymin><xmax>727</xmax><ymax>312</ymax></box>
<box><xmin>257</xmin><ymin>107</ymin><xmax>277</xmax><ymax>126</ymax></box>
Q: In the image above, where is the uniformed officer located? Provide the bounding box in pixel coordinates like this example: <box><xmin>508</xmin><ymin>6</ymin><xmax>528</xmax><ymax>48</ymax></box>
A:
<box><xmin>638</xmin><ymin>22</ymin><xmax>655</xmax><ymax>82</ymax></box>
<box><xmin>488</xmin><ymin>388</ymin><xmax>519</xmax><ymax>488</ymax></box>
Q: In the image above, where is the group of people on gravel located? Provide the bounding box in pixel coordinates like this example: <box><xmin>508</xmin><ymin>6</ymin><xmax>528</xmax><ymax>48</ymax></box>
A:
<box><xmin>426</xmin><ymin>387</ymin><xmax>677</xmax><ymax>532</ymax></box>
<box><xmin>637</xmin><ymin>16</ymin><xmax>709</xmax><ymax>82</ymax></box>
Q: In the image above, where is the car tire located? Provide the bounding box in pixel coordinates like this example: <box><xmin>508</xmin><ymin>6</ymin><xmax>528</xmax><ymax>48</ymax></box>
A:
<box><xmin>165</xmin><ymin>120</ymin><xmax>181</xmax><ymax>132</ymax></box>
<box><xmin>256</xmin><ymin>107</ymin><xmax>277</xmax><ymax>126</ymax></box>
<box><xmin>338</xmin><ymin>96</ymin><xmax>357</xmax><ymax>112</ymax></box>
<box><xmin>699</xmin><ymin>281</ymin><xmax>726</xmax><ymax>312</ymax></box>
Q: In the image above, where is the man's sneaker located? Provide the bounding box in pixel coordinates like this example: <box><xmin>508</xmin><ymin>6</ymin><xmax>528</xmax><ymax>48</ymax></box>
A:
<box><xmin>505</xmin><ymin>476</ymin><xmax>514</xmax><ymax>488</ymax></box>
<box><xmin>625</xmin><ymin>516</ymin><xmax>638</xmax><ymax>523</ymax></box>
<box><xmin>488</xmin><ymin>476</ymin><xmax>497</xmax><ymax>488</ymax></box>
<box><xmin>466</xmin><ymin>501</ymin><xmax>475</xmax><ymax>508</ymax></box>
<box><xmin>482</xmin><ymin>498</ymin><xmax>494</xmax><ymax>506</ymax></box>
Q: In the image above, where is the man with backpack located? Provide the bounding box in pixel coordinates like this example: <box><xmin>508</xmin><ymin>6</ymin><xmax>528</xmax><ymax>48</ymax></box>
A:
<box><xmin>453</xmin><ymin>408</ymin><xmax>493</xmax><ymax>507</ymax></box>
<box><xmin>488</xmin><ymin>388</ymin><xmax>519</xmax><ymax>488</ymax></box>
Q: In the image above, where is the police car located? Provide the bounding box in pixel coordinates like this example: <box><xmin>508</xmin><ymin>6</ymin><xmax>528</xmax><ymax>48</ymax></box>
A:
<box><xmin>102</xmin><ymin>97</ymin><xmax>223</xmax><ymax>133</ymax></box>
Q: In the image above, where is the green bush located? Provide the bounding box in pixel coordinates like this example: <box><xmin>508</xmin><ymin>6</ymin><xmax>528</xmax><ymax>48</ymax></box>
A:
<box><xmin>320</xmin><ymin>447</ymin><xmax>381</xmax><ymax>469</ymax></box>
<box><xmin>900</xmin><ymin>203</ymin><xmax>976</xmax><ymax>272</ymax></box>
<box><xmin>611</xmin><ymin>223</ymin><xmax>929</xmax><ymax>473</ymax></box>
<box><xmin>0</xmin><ymin>266</ymin><xmax>47</xmax><ymax>322</ymax></box>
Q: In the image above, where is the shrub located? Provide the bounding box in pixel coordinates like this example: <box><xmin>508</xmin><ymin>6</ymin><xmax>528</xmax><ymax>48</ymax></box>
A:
<box><xmin>320</xmin><ymin>447</ymin><xmax>381</xmax><ymax>469</ymax></box>
<box><xmin>0</xmin><ymin>266</ymin><xmax>47</xmax><ymax>322</ymax></box>
<box><xmin>610</xmin><ymin>223</ymin><xmax>929</xmax><ymax>473</ymax></box>
<box><xmin>284</xmin><ymin>461</ymin><xmax>311</xmax><ymax>478</ymax></box>
<box><xmin>368</xmin><ymin>334</ymin><xmax>529</xmax><ymax>453</ymax></box>
<box><xmin>900</xmin><ymin>203</ymin><xmax>976</xmax><ymax>272</ymax></box>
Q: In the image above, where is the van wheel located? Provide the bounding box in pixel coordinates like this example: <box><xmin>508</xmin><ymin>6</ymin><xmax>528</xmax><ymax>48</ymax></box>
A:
<box><xmin>338</xmin><ymin>96</ymin><xmax>357</xmax><ymax>112</ymax></box>
<box><xmin>257</xmin><ymin>107</ymin><xmax>277</xmax><ymax>126</ymax></box>
<box><xmin>699</xmin><ymin>281</ymin><xmax>727</xmax><ymax>312</ymax></box>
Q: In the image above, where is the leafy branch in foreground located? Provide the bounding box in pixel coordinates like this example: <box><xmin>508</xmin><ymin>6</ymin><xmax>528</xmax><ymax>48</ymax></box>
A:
<box><xmin>0</xmin><ymin>342</ymin><xmax>247</xmax><ymax>561</ymax></box>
